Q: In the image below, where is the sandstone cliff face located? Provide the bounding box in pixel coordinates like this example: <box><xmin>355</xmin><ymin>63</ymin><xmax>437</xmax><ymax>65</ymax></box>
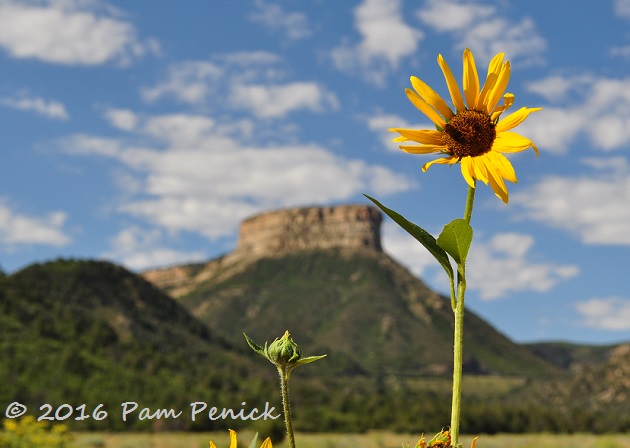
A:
<box><xmin>143</xmin><ymin>204</ymin><xmax>383</xmax><ymax>297</ymax></box>
<box><xmin>236</xmin><ymin>205</ymin><xmax>382</xmax><ymax>256</ymax></box>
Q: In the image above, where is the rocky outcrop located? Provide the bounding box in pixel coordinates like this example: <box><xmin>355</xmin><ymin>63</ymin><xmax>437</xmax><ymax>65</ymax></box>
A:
<box><xmin>570</xmin><ymin>343</ymin><xmax>630</xmax><ymax>405</ymax></box>
<box><xmin>143</xmin><ymin>204</ymin><xmax>383</xmax><ymax>297</ymax></box>
<box><xmin>236</xmin><ymin>205</ymin><xmax>382</xmax><ymax>256</ymax></box>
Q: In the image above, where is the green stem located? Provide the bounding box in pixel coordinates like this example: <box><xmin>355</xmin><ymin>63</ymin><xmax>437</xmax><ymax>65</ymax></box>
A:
<box><xmin>450</xmin><ymin>271</ymin><xmax>466</xmax><ymax>447</ymax></box>
<box><xmin>450</xmin><ymin>183</ymin><xmax>476</xmax><ymax>448</ymax></box>
<box><xmin>279</xmin><ymin>368</ymin><xmax>296</xmax><ymax>448</ymax></box>
<box><xmin>463</xmin><ymin>183</ymin><xmax>476</xmax><ymax>224</ymax></box>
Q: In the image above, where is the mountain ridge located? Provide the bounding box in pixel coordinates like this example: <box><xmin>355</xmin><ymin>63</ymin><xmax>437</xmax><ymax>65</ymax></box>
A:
<box><xmin>3</xmin><ymin>205</ymin><xmax>628</xmax><ymax>432</ymax></box>
<box><xmin>1</xmin><ymin>254</ymin><xmax>628</xmax><ymax>432</ymax></box>
<box><xmin>142</xmin><ymin>205</ymin><xmax>562</xmax><ymax>378</ymax></box>
<box><xmin>0</xmin><ymin>258</ymin><xmax>274</xmax><ymax>431</ymax></box>
<box><xmin>137</xmin><ymin>202</ymin><xmax>630</xmax><ymax>429</ymax></box>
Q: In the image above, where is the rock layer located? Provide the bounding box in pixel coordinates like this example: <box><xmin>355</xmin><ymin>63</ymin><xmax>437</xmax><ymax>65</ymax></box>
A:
<box><xmin>236</xmin><ymin>205</ymin><xmax>382</xmax><ymax>256</ymax></box>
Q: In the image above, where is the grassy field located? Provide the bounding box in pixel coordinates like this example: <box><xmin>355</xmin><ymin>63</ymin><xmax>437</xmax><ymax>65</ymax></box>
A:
<box><xmin>72</xmin><ymin>431</ymin><xmax>630</xmax><ymax>448</ymax></box>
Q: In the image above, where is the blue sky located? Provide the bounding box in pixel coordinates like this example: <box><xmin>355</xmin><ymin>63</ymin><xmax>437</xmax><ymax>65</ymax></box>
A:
<box><xmin>1</xmin><ymin>0</ymin><xmax>629</xmax><ymax>345</ymax></box>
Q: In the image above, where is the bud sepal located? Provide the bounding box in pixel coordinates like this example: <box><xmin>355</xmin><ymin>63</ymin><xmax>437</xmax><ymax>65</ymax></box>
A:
<box><xmin>244</xmin><ymin>330</ymin><xmax>326</xmax><ymax>376</ymax></box>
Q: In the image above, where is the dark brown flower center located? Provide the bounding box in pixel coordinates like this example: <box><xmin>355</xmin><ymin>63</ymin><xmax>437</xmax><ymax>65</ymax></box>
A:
<box><xmin>442</xmin><ymin>110</ymin><xmax>496</xmax><ymax>158</ymax></box>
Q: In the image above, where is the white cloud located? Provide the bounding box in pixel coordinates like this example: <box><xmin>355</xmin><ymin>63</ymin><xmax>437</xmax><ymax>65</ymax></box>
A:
<box><xmin>140</xmin><ymin>114</ymin><xmax>218</xmax><ymax>147</ymax></box>
<box><xmin>212</xmin><ymin>50</ymin><xmax>282</xmax><ymax>67</ymax></box>
<box><xmin>142</xmin><ymin>52</ymin><xmax>337</xmax><ymax>119</ymax></box>
<box><xmin>61</xmin><ymin>134</ymin><xmax>122</xmax><ymax>157</ymax></box>
<box><xmin>467</xmin><ymin>233</ymin><xmax>579</xmax><ymax>301</ymax></box>
<box><xmin>611</xmin><ymin>45</ymin><xmax>630</xmax><ymax>59</ymax></box>
<box><xmin>511</xmin><ymin>157</ymin><xmax>630</xmax><ymax>246</ymax></box>
<box><xmin>416</xmin><ymin>0</ymin><xmax>493</xmax><ymax>33</ymax></box>
<box><xmin>0</xmin><ymin>201</ymin><xmax>70</xmax><ymax>246</ymax></box>
<box><xmin>367</xmin><ymin>165</ymin><xmax>417</xmax><ymax>195</ymax></box>
<box><xmin>588</xmin><ymin>80</ymin><xmax>630</xmax><ymax>150</ymax></box>
<box><xmin>515</xmin><ymin>107</ymin><xmax>586</xmax><ymax>154</ymax></box>
<box><xmin>417</xmin><ymin>0</ymin><xmax>546</xmax><ymax>66</ymax></box>
<box><xmin>331</xmin><ymin>0</ymin><xmax>423</xmax><ymax>86</ymax></box>
<box><xmin>381</xmin><ymin>221</ymin><xmax>441</xmax><ymax>278</ymax></box>
<box><xmin>382</xmin><ymin>224</ymin><xmax>577</xmax><ymax>301</ymax></box>
<box><xmin>0</xmin><ymin>94</ymin><xmax>69</xmax><ymax>120</ymax></box>
<box><xmin>525</xmin><ymin>75</ymin><xmax>593</xmax><ymax>103</ymax></box>
<box><xmin>576</xmin><ymin>297</ymin><xmax>630</xmax><ymax>331</ymax></box>
<box><xmin>522</xmin><ymin>75</ymin><xmax>630</xmax><ymax>153</ymax></box>
<box><xmin>0</xmin><ymin>0</ymin><xmax>158</xmax><ymax>66</ymax></box>
<box><xmin>61</xmin><ymin>111</ymin><xmax>414</xmax><ymax>240</ymax></box>
<box><xmin>104</xmin><ymin>108</ymin><xmax>138</xmax><ymax>131</ymax></box>
<box><xmin>102</xmin><ymin>226</ymin><xmax>206</xmax><ymax>271</ymax></box>
<box><xmin>352</xmin><ymin>0</ymin><xmax>422</xmax><ymax>66</ymax></box>
<box><xmin>142</xmin><ymin>61</ymin><xmax>223</xmax><ymax>104</ymax></box>
<box><xmin>248</xmin><ymin>0</ymin><xmax>312</xmax><ymax>40</ymax></box>
<box><xmin>230</xmin><ymin>82</ymin><xmax>339</xmax><ymax>118</ymax></box>
<box><xmin>614</xmin><ymin>0</ymin><xmax>630</xmax><ymax>19</ymax></box>
<box><xmin>142</xmin><ymin>53</ymin><xmax>282</xmax><ymax>106</ymax></box>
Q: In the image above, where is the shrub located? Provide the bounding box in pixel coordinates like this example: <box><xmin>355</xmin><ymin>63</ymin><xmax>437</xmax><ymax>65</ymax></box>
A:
<box><xmin>0</xmin><ymin>416</ymin><xmax>73</xmax><ymax>448</ymax></box>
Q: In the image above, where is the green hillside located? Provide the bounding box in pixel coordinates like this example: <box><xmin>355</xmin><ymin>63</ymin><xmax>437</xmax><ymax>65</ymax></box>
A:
<box><xmin>524</xmin><ymin>341</ymin><xmax>616</xmax><ymax>370</ymax></box>
<box><xmin>2</xmin><ymin>256</ymin><xmax>628</xmax><ymax>434</ymax></box>
<box><xmin>178</xmin><ymin>249</ymin><xmax>561</xmax><ymax>379</ymax></box>
<box><xmin>0</xmin><ymin>259</ymin><xmax>274</xmax><ymax>431</ymax></box>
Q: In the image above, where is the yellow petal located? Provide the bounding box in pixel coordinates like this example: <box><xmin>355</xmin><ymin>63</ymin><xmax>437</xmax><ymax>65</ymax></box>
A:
<box><xmin>260</xmin><ymin>437</ymin><xmax>273</xmax><ymax>448</ymax></box>
<box><xmin>438</xmin><ymin>54</ymin><xmax>465</xmax><ymax>112</ymax></box>
<box><xmin>490</xmin><ymin>93</ymin><xmax>515</xmax><ymax>121</ymax></box>
<box><xmin>485</xmin><ymin>152</ymin><xmax>515</xmax><ymax>202</ymax></box>
<box><xmin>390</xmin><ymin>128</ymin><xmax>444</xmax><ymax>145</ymax></box>
<box><xmin>488</xmin><ymin>151</ymin><xmax>517</xmax><ymax>183</ymax></box>
<box><xmin>405</xmin><ymin>89</ymin><xmax>446</xmax><ymax>128</ymax></box>
<box><xmin>460</xmin><ymin>157</ymin><xmax>476</xmax><ymax>188</ymax></box>
<box><xmin>493</xmin><ymin>131</ymin><xmax>539</xmax><ymax>156</ymax></box>
<box><xmin>471</xmin><ymin>155</ymin><xmax>490</xmax><ymax>184</ymax></box>
<box><xmin>476</xmin><ymin>52</ymin><xmax>504</xmax><ymax>111</ymax></box>
<box><xmin>422</xmin><ymin>155</ymin><xmax>458</xmax><ymax>172</ymax></box>
<box><xmin>210</xmin><ymin>442</ymin><xmax>216</xmax><ymax>448</ymax></box>
<box><xmin>229</xmin><ymin>430</ymin><xmax>237</xmax><ymax>448</ymax></box>
<box><xmin>532</xmin><ymin>142</ymin><xmax>540</xmax><ymax>157</ymax></box>
<box><xmin>495</xmin><ymin>107</ymin><xmax>542</xmax><ymax>133</ymax></box>
<box><xmin>399</xmin><ymin>144</ymin><xmax>447</xmax><ymax>154</ymax></box>
<box><xmin>485</xmin><ymin>62</ymin><xmax>511</xmax><ymax>114</ymax></box>
<box><xmin>485</xmin><ymin>162</ymin><xmax>509</xmax><ymax>203</ymax></box>
<box><xmin>479</xmin><ymin>154</ymin><xmax>510</xmax><ymax>203</ymax></box>
<box><xmin>463</xmin><ymin>48</ymin><xmax>480</xmax><ymax>109</ymax></box>
<box><xmin>410</xmin><ymin>76</ymin><xmax>454</xmax><ymax>120</ymax></box>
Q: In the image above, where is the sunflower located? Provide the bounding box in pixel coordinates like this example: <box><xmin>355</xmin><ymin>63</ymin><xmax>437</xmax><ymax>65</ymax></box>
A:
<box><xmin>210</xmin><ymin>430</ymin><xmax>272</xmax><ymax>448</ymax></box>
<box><xmin>389</xmin><ymin>48</ymin><xmax>541</xmax><ymax>203</ymax></box>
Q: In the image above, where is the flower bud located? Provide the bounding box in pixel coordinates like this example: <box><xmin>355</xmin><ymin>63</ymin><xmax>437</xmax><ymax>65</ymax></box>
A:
<box><xmin>244</xmin><ymin>330</ymin><xmax>326</xmax><ymax>376</ymax></box>
<box><xmin>267</xmin><ymin>330</ymin><xmax>302</xmax><ymax>367</ymax></box>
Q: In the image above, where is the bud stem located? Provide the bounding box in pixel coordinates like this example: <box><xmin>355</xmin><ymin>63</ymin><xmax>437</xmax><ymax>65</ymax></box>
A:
<box><xmin>278</xmin><ymin>367</ymin><xmax>296</xmax><ymax>448</ymax></box>
<box><xmin>245</xmin><ymin>331</ymin><xmax>325</xmax><ymax>448</ymax></box>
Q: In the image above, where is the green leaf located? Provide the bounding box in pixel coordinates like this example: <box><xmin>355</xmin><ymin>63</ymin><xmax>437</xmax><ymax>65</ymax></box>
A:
<box><xmin>247</xmin><ymin>433</ymin><xmax>260</xmax><ymax>448</ymax></box>
<box><xmin>365</xmin><ymin>195</ymin><xmax>454</xmax><ymax>282</ymax></box>
<box><xmin>293</xmin><ymin>354</ymin><xmax>327</xmax><ymax>367</ymax></box>
<box><xmin>243</xmin><ymin>333</ymin><xmax>266</xmax><ymax>357</ymax></box>
<box><xmin>437</xmin><ymin>218</ymin><xmax>473</xmax><ymax>265</ymax></box>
